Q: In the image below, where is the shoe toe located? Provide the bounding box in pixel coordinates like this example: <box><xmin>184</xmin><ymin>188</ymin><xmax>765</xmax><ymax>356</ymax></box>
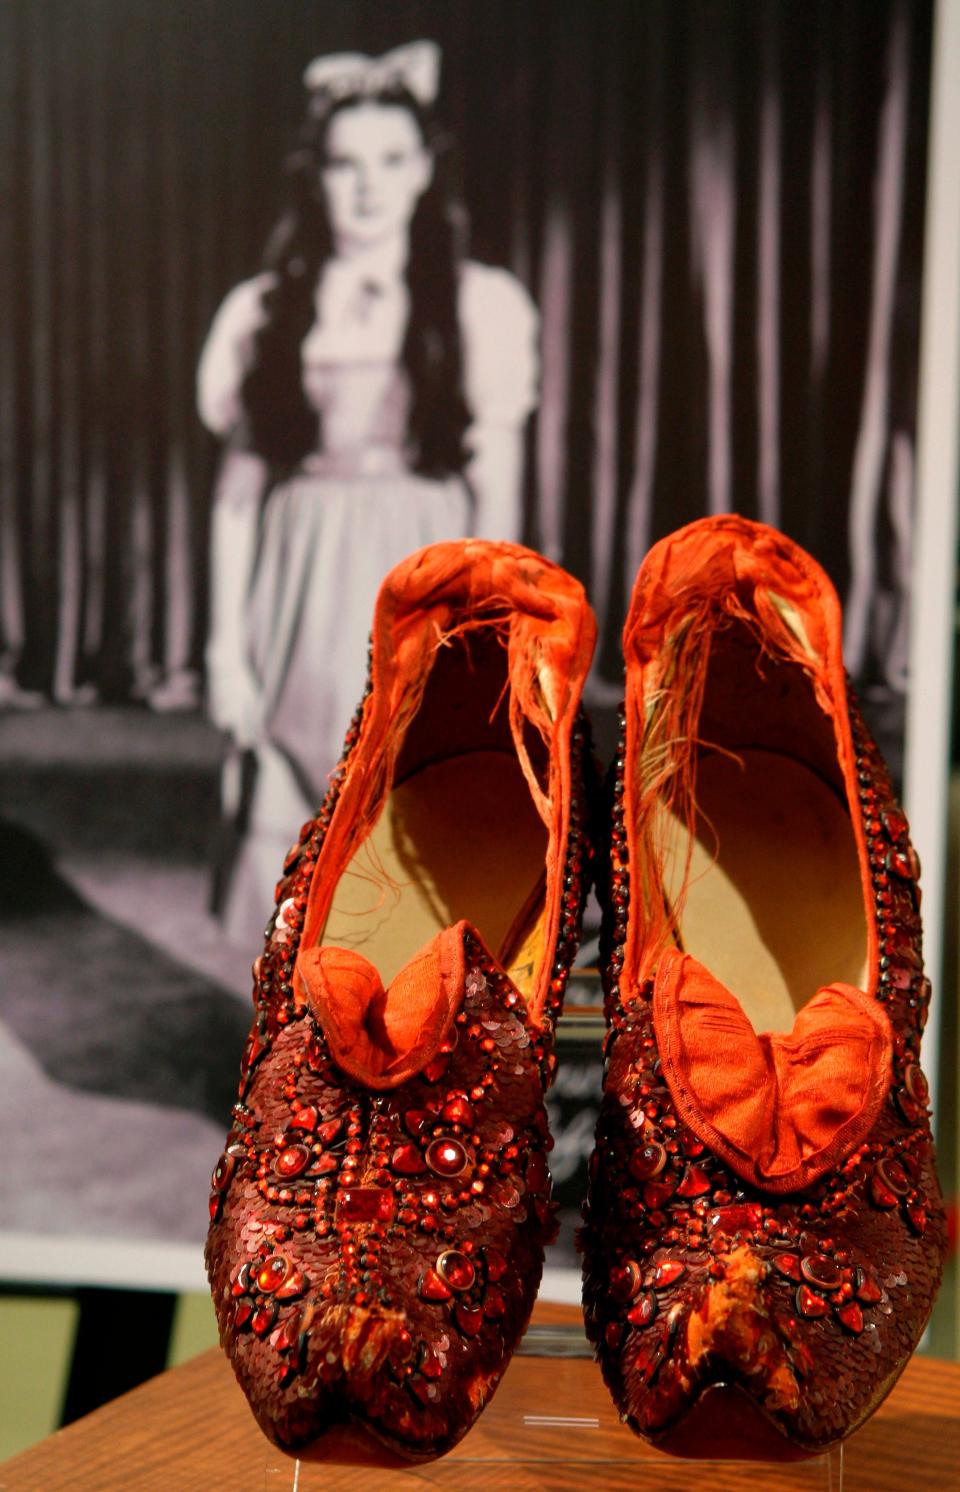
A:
<box><xmin>207</xmin><ymin>931</ymin><xmax>557</xmax><ymax>1457</ymax></box>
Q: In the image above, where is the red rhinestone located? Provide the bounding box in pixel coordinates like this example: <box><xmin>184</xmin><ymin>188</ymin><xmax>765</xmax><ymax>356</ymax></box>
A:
<box><xmin>855</xmin><ymin>1270</ymin><xmax>883</xmax><ymax>1304</ymax></box>
<box><xmin>270</xmin><ymin>1308</ymin><xmax>303</xmax><ymax>1353</ymax></box>
<box><xmin>627</xmin><ymin>1293</ymin><xmax>658</xmax><ymax>1328</ymax></box>
<box><xmin>903</xmin><ymin>1064</ymin><xmax>929</xmax><ymax>1106</ymax></box>
<box><xmin>441</xmin><ymin>1098</ymin><xmax>476</xmax><ymax>1129</ymax></box>
<box><xmin>644</xmin><ymin>1179</ymin><xmax>677</xmax><ymax>1210</ymax></box>
<box><xmin>773</xmin><ymin>1254</ymin><xmax>802</xmax><ymax>1283</ymax></box>
<box><xmin>276</xmin><ymin>1270</ymin><xmax>307</xmax><ymax>1301</ymax></box>
<box><xmin>436</xmin><ymin>1250</ymin><xmax>476</xmax><ymax>1292</ymax></box>
<box><xmin>604</xmin><ymin>1321</ymin><xmax>624</xmax><ymax>1349</ymax></box>
<box><xmin>423</xmin><ymin>1055</ymin><xmax>449</xmax><ymax>1083</ymax></box>
<box><xmin>886</xmin><ymin>847</ymin><xmax>912</xmax><ymax>878</ymax></box>
<box><xmin>675</xmin><ymin>1164</ymin><xmax>711</xmax><ymax>1198</ymax></box>
<box><xmin>251</xmin><ymin>1300</ymin><xmax>279</xmax><ymax>1336</ymax></box>
<box><xmin>420</xmin><ymin>1348</ymin><xmax>443</xmax><ymax>1379</ymax></box>
<box><xmin>211</xmin><ymin>1153</ymin><xmax>236</xmax><ymax>1192</ymax></box>
<box><xmin>287</xmin><ymin>1106</ymin><xmax>318</xmax><ymax>1133</ymax></box>
<box><xmin>314</xmin><ymin>1153</ymin><xmax>338</xmax><ymax>1176</ymax></box>
<box><xmin>403</xmin><ymin>1109</ymin><xmax>434</xmax><ymax>1139</ymax></box>
<box><xmin>907</xmin><ymin>1203</ymin><xmax>927</xmax><ymax>1235</ymax></box>
<box><xmin>256</xmin><ymin>1255</ymin><xmax>292</xmax><ymax>1294</ymax></box>
<box><xmin>454</xmin><ymin>1302</ymin><xmax>484</xmax><ymax>1337</ymax></box>
<box><xmin>876</xmin><ymin>1157</ymin><xmax>911</xmax><ymax>1197</ymax></box>
<box><xmin>231</xmin><ymin>1263</ymin><xmax>251</xmax><ymax>1297</ymax></box>
<box><xmin>426</xmin><ymin>1138</ymin><xmax>468</xmax><ymax>1177</ymax></box>
<box><xmin>837</xmin><ymin>1301</ymin><xmax>864</xmax><ymax>1335</ymax></box>
<box><xmin>483</xmin><ymin>1246</ymin><xmax>508</xmax><ymax>1282</ymax></box>
<box><xmin>869</xmin><ymin>1171</ymin><xmax>899</xmax><ymax>1210</ymax></box>
<box><xmin>881</xmin><ymin>807</ymin><xmax>909</xmax><ymax>842</ymax></box>
<box><xmin>317</xmin><ymin>1117</ymin><xmax>343</xmax><ymax>1146</ymax></box>
<box><xmin>419</xmin><ymin>1269</ymin><xmax>453</xmax><ymax>1302</ymax></box>
<box><xmin>895</xmin><ymin>1088</ymin><xmax>922</xmax><ymax>1126</ymax></box>
<box><xmin>390</xmin><ymin>1144</ymin><xmax>427</xmax><ymax>1176</ymax></box>
<box><xmin>234</xmin><ymin>1296</ymin><xmax>254</xmax><ymax>1329</ymax></box>
<box><xmin>628</xmin><ymin>1142</ymin><xmax>667</xmax><ymax>1182</ymax></box>
<box><xmin>525</xmin><ymin>1151</ymin><xmax>549</xmax><ymax>1195</ymax></box>
<box><xmin>708</xmin><ymin>1204</ymin><xmax>762</xmax><ymax>1237</ymax></box>
<box><xmin>796</xmin><ymin>1285</ymin><xmax>829</xmax><ymax>1319</ymax></box>
<box><xmin>483</xmin><ymin>1287</ymin><xmax>506</xmax><ymax>1319</ymax></box>
<box><xmin>335</xmin><ymin>1188</ymin><xmax>396</xmax><ymax>1224</ymax></box>
<box><xmin>652</xmin><ymin>1259</ymin><xmax>686</xmax><ymax>1289</ymax></box>
<box><xmin>609</xmin><ymin>1260</ymin><xmax>641</xmax><ymax>1303</ymax></box>
<box><xmin>275</xmin><ymin>1145</ymin><xmax>310</xmax><ymax>1180</ymax></box>
<box><xmin>800</xmin><ymin>1254</ymin><xmax>843</xmax><ymax>1291</ymax></box>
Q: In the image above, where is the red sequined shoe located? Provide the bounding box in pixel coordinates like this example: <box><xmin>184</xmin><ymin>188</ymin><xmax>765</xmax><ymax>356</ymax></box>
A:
<box><xmin>206</xmin><ymin>540</ymin><xmax>596</xmax><ymax>1459</ymax></box>
<box><xmin>581</xmin><ymin>516</ymin><xmax>946</xmax><ymax>1458</ymax></box>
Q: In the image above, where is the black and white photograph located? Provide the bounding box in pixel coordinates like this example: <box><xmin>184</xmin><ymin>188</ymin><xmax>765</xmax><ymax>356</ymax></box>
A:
<box><xmin>1</xmin><ymin>0</ymin><xmax>957</xmax><ymax>1475</ymax></box>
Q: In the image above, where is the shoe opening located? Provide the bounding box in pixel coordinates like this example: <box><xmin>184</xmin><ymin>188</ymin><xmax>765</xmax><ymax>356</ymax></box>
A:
<box><xmin>319</xmin><ymin>626</ymin><xmax>550</xmax><ymax>1001</ymax></box>
<box><xmin>656</xmin><ymin>614</ymin><xmax>869</xmax><ymax>1034</ymax></box>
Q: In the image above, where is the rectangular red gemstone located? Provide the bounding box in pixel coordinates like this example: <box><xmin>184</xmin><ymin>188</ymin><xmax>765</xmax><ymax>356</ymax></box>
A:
<box><xmin>335</xmin><ymin>1188</ymin><xmax>396</xmax><ymax>1224</ymax></box>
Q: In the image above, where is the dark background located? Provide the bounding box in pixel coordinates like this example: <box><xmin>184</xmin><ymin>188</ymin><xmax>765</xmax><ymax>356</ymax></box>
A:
<box><xmin>0</xmin><ymin>0</ymin><xmax>932</xmax><ymax>766</ymax></box>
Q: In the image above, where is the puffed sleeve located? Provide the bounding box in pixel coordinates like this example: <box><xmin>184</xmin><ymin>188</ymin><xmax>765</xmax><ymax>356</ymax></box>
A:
<box><xmin>459</xmin><ymin>262</ymin><xmax>540</xmax><ymax>429</ymax></box>
<box><xmin>196</xmin><ymin>273</ymin><xmax>277</xmax><ymax>436</ymax></box>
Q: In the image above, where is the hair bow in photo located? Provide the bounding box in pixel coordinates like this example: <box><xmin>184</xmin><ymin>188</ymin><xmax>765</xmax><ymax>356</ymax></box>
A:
<box><xmin>303</xmin><ymin>40</ymin><xmax>440</xmax><ymax>109</ymax></box>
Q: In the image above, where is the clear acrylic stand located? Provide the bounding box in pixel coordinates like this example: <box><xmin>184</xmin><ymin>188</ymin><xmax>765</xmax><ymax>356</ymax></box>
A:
<box><xmin>259</xmin><ymin>1319</ymin><xmax>844</xmax><ymax>1489</ymax></box>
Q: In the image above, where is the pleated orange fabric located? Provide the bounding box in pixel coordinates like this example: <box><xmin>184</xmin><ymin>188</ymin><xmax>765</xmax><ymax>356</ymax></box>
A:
<box><xmin>652</xmin><ymin>948</ymin><xmax>893</xmax><ymax>1193</ymax></box>
<box><xmin>294</xmin><ymin>539</ymin><xmax>597</xmax><ymax>1065</ymax></box>
<box><xmin>298</xmin><ymin>926</ymin><xmax>467</xmax><ymax>1089</ymax></box>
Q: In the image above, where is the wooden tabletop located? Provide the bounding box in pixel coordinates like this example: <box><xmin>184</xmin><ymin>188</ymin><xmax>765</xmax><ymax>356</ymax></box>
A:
<box><xmin>1</xmin><ymin>1303</ymin><xmax>956</xmax><ymax>1491</ymax></box>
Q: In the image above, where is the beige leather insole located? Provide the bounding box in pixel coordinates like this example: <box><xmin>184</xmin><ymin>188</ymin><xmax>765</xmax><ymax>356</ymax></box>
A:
<box><xmin>660</xmin><ymin>749</ymin><xmax>868</xmax><ymax>1034</ymax></box>
<box><xmin>321</xmin><ymin>750</ymin><xmax>548</xmax><ymax>995</ymax></box>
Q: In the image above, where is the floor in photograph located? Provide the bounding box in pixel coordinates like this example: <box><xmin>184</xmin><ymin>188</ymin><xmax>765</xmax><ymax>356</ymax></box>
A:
<box><xmin>0</xmin><ymin>707</ymin><xmax>252</xmax><ymax>1255</ymax></box>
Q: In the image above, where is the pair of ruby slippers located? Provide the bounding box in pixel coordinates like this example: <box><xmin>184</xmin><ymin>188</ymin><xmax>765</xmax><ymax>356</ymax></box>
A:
<box><xmin>206</xmin><ymin>516</ymin><xmax>945</xmax><ymax>1463</ymax></box>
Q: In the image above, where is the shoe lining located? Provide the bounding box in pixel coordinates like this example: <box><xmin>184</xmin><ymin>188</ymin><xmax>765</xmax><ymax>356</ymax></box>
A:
<box><xmin>320</xmin><ymin>631</ymin><xmax>549</xmax><ymax>998</ymax></box>
<box><xmin>657</xmin><ymin>620</ymin><xmax>869</xmax><ymax>1034</ymax></box>
<box><xmin>660</xmin><ymin>748</ymin><xmax>869</xmax><ymax>1034</ymax></box>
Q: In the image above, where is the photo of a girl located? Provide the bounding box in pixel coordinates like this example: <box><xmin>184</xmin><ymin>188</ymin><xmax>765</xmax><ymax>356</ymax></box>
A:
<box><xmin>198</xmin><ymin>43</ymin><xmax>538</xmax><ymax>944</ymax></box>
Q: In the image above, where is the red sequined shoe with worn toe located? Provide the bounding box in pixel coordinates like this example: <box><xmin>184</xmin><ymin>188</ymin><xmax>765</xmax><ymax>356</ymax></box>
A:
<box><xmin>581</xmin><ymin>516</ymin><xmax>946</xmax><ymax>1459</ymax></box>
<box><xmin>206</xmin><ymin>540</ymin><xmax>596</xmax><ymax>1459</ymax></box>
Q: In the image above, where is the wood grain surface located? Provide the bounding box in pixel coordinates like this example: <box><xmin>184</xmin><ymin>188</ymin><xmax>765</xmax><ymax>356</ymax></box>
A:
<box><xmin>1</xmin><ymin>1303</ymin><xmax>956</xmax><ymax>1491</ymax></box>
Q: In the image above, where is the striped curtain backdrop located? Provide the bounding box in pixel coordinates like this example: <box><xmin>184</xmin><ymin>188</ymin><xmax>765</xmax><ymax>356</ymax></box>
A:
<box><xmin>0</xmin><ymin>0</ymin><xmax>932</xmax><ymax>759</ymax></box>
